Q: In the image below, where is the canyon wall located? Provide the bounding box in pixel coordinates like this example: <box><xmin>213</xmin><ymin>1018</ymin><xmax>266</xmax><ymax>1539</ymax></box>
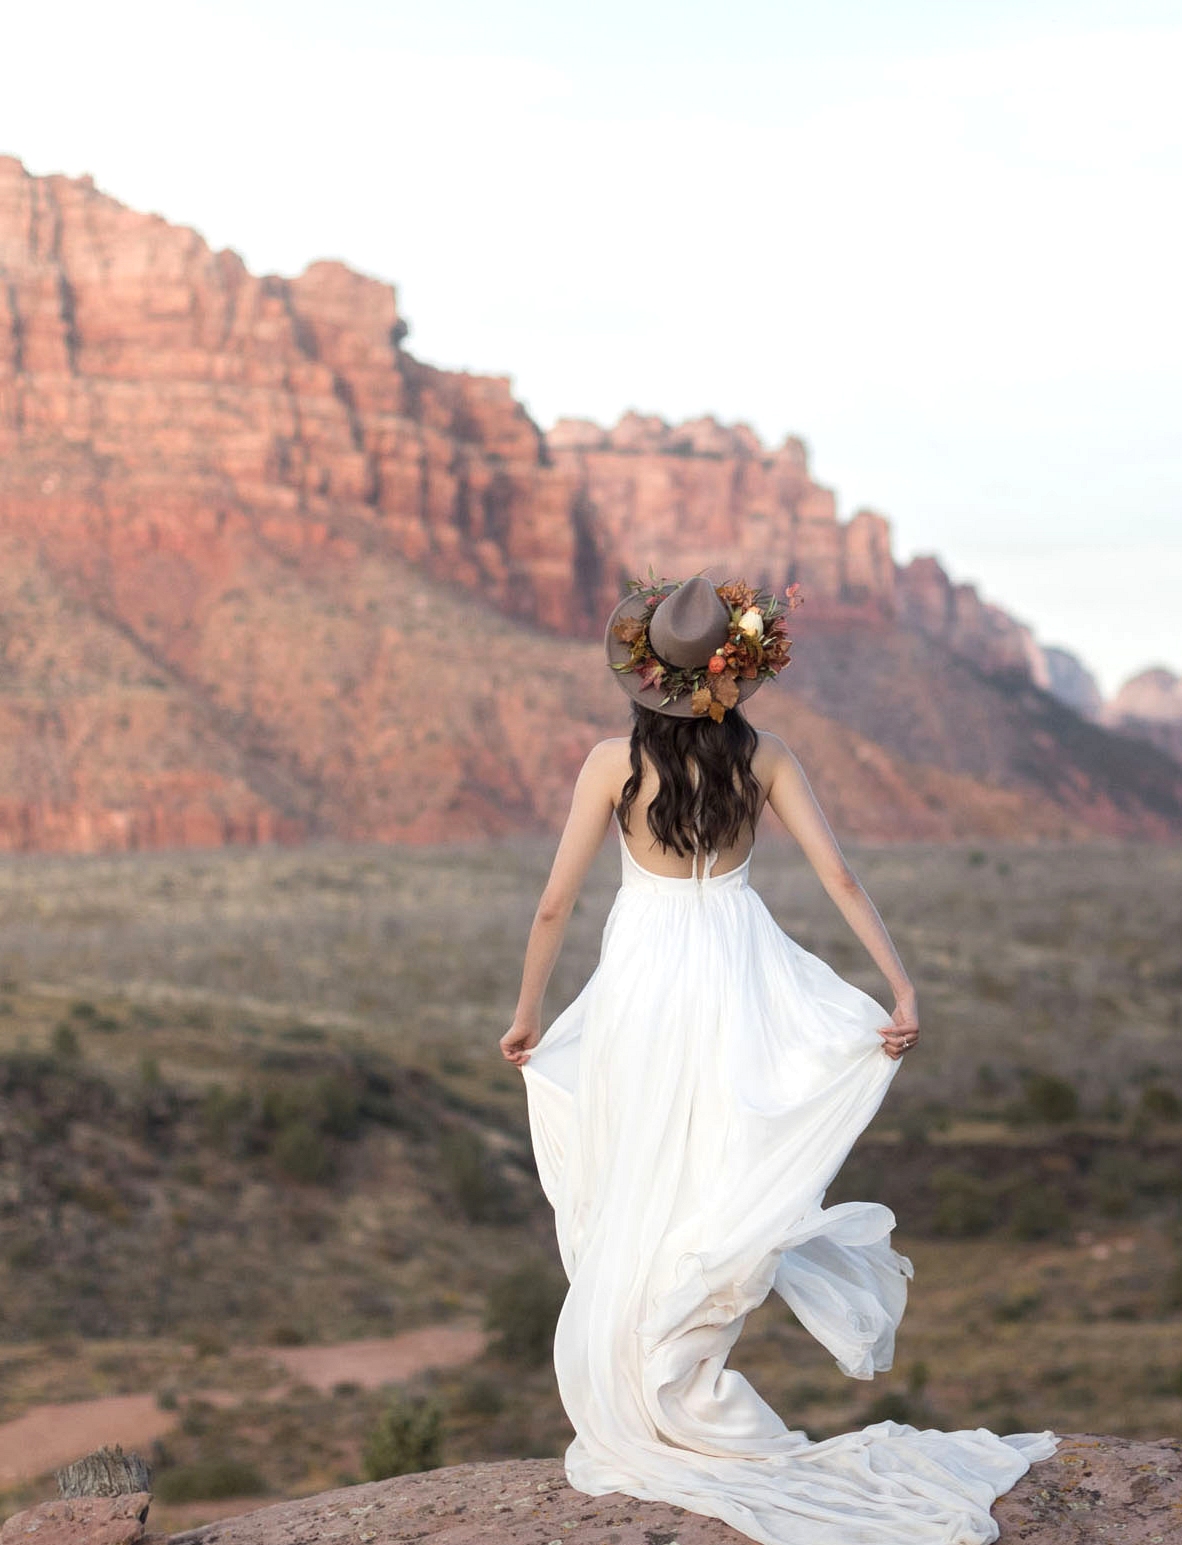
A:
<box><xmin>0</xmin><ymin>155</ymin><xmax>1036</xmax><ymax>668</ymax></box>
<box><xmin>1</xmin><ymin>155</ymin><xmax>1179</xmax><ymax>850</ymax></box>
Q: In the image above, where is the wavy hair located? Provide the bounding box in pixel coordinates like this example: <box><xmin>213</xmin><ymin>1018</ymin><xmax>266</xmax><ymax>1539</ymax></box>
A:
<box><xmin>616</xmin><ymin>703</ymin><xmax>762</xmax><ymax>857</ymax></box>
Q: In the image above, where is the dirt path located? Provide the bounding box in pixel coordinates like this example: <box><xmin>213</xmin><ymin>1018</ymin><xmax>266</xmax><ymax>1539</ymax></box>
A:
<box><xmin>0</xmin><ymin>1322</ymin><xmax>486</xmax><ymax>1487</ymax></box>
<box><xmin>0</xmin><ymin>1394</ymin><xmax>174</xmax><ymax>1488</ymax></box>
<box><xmin>267</xmin><ymin>1323</ymin><xmax>486</xmax><ymax>1394</ymax></box>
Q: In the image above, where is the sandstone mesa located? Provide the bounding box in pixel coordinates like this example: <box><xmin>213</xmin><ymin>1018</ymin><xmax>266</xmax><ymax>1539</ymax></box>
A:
<box><xmin>1</xmin><ymin>155</ymin><xmax>1180</xmax><ymax>851</ymax></box>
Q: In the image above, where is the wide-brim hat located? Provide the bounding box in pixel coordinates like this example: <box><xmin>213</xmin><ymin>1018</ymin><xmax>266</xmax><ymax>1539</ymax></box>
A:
<box><xmin>604</xmin><ymin>575</ymin><xmax>764</xmax><ymax>718</ymax></box>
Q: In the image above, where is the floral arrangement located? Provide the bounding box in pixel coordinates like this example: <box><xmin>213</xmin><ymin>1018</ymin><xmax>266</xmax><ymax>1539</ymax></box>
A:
<box><xmin>612</xmin><ymin>575</ymin><xmax>804</xmax><ymax>721</ymax></box>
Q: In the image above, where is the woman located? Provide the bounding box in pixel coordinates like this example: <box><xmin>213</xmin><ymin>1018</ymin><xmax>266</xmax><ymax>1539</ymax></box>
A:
<box><xmin>499</xmin><ymin>575</ymin><xmax>1059</xmax><ymax>1545</ymax></box>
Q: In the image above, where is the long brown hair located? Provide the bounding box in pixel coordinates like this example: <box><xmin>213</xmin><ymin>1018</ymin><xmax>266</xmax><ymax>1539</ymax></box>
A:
<box><xmin>616</xmin><ymin>703</ymin><xmax>762</xmax><ymax>857</ymax></box>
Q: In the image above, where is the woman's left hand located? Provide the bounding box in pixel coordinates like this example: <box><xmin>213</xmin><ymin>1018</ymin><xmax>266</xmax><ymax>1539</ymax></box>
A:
<box><xmin>500</xmin><ymin>1018</ymin><xmax>541</xmax><ymax>1066</ymax></box>
<box><xmin>878</xmin><ymin>1000</ymin><xmax>920</xmax><ymax>1061</ymax></box>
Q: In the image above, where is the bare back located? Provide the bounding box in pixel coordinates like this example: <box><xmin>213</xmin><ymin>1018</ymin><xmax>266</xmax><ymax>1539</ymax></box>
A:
<box><xmin>605</xmin><ymin>736</ymin><xmax>777</xmax><ymax>879</ymax></box>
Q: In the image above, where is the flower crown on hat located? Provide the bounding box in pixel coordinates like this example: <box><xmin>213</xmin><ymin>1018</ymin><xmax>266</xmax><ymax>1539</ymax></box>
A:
<box><xmin>611</xmin><ymin>574</ymin><xmax>804</xmax><ymax>722</ymax></box>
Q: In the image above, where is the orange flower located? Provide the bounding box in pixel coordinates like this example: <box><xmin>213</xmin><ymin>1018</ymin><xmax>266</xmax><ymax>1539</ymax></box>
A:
<box><xmin>707</xmin><ymin>653</ymin><xmax>726</xmax><ymax>674</ymax></box>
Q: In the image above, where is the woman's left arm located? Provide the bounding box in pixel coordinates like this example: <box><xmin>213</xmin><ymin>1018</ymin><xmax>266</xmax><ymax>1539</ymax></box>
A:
<box><xmin>500</xmin><ymin>740</ymin><xmax>623</xmax><ymax>1066</ymax></box>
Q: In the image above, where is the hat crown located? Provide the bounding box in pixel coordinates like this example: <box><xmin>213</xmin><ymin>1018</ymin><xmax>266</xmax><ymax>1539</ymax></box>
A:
<box><xmin>648</xmin><ymin>577</ymin><xmax>730</xmax><ymax>668</ymax></box>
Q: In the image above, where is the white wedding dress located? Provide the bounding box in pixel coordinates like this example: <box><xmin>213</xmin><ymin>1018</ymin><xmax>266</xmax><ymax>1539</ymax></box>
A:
<box><xmin>521</xmin><ymin>818</ymin><xmax>1059</xmax><ymax>1545</ymax></box>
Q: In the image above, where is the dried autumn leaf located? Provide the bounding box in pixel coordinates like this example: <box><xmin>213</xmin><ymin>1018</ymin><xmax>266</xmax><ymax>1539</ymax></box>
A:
<box><xmin>708</xmin><ymin>699</ymin><xmax>726</xmax><ymax>722</ymax></box>
<box><xmin>637</xmin><ymin>658</ymin><xmax>666</xmax><ymax>691</ymax></box>
<box><xmin>713</xmin><ymin>673</ymin><xmax>740</xmax><ymax>709</ymax></box>
<box><xmin>691</xmin><ymin>686</ymin><xmax>713</xmax><ymax>717</ymax></box>
<box><xmin>613</xmin><ymin>616</ymin><xmax>646</xmax><ymax>644</ymax></box>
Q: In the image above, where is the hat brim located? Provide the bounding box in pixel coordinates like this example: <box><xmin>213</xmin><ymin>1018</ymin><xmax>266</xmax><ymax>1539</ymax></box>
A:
<box><xmin>604</xmin><ymin>585</ymin><xmax>764</xmax><ymax>718</ymax></box>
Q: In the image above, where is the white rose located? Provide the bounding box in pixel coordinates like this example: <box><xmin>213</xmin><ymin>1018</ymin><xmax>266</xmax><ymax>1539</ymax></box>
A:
<box><xmin>737</xmin><ymin>608</ymin><xmax>764</xmax><ymax>640</ymax></box>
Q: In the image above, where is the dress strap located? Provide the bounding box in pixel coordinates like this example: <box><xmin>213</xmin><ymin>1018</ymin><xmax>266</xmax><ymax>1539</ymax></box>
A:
<box><xmin>690</xmin><ymin>839</ymin><xmax>718</xmax><ymax>887</ymax></box>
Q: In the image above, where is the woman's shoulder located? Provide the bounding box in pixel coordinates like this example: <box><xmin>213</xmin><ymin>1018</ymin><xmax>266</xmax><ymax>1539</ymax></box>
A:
<box><xmin>753</xmin><ymin>727</ymin><xmax>793</xmax><ymax>765</ymax></box>
<box><xmin>579</xmin><ymin>737</ymin><xmax>631</xmax><ymax>779</ymax></box>
<box><xmin>586</xmin><ymin>735</ymin><xmax>631</xmax><ymax>760</ymax></box>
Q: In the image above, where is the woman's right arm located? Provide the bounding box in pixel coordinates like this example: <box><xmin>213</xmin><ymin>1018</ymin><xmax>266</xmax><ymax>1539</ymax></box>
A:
<box><xmin>758</xmin><ymin>734</ymin><xmax>919</xmax><ymax>1060</ymax></box>
<box><xmin>499</xmin><ymin>739</ymin><xmax>625</xmax><ymax>1066</ymax></box>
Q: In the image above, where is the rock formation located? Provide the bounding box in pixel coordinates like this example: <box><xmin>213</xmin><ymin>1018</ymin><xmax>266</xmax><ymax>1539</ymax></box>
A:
<box><xmin>1</xmin><ymin>154</ymin><xmax>1180</xmax><ymax>850</ymax></box>
<box><xmin>1042</xmin><ymin>646</ymin><xmax>1104</xmax><ymax>720</ymax></box>
<box><xmin>1100</xmin><ymin>667</ymin><xmax>1182</xmax><ymax>765</ymax></box>
<box><xmin>2</xmin><ymin>1438</ymin><xmax>1164</xmax><ymax>1545</ymax></box>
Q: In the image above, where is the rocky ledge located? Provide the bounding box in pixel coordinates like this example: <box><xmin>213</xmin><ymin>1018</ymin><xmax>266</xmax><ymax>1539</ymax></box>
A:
<box><xmin>2</xmin><ymin>1435</ymin><xmax>1178</xmax><ymax>1544</ymax></box>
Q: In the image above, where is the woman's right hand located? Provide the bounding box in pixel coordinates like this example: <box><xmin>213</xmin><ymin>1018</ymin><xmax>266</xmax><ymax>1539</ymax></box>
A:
<box><xmin>878</xmin><ymin>991</ymin><xmax>919</xmax><ymax>1061</ymax></box>
<box><xmin>500</xmin><ymin>1018</ymin><xmax>541</xmax><ymax>1066</ymax></box>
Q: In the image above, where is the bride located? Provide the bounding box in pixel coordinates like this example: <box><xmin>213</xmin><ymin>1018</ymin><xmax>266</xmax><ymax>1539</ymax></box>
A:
<box><xmin>499</xmin><ymin>575</ymin><xmax>1059</xmax><ymax>1545</ymax></box>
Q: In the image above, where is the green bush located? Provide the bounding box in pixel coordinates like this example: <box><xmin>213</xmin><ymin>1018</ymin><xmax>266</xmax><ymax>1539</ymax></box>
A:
<box><xmin>860</xmin><ymin>1390</ymin><xmax>921</xmax><ymax>1425</ymax></box>
<box><xmin>993</xmin><ymin>1291</ymin><xmax>1043</xmax><ymax>1323</ymax></box>
<box><xmin>154</xmin><ymin>1458</ymin><xmax>265</xmax><ymax>1503</ymax></box>
<box><xmin>439</xmin><ymin>1127</ymin><xmax>502</xmax><ymax>1223</ymax></box>
<box><xmin>261</xmin><ymin>1074</ymin><xmax>361</xmax><ymax>1139</ymax></box>
<box><xmin>51</xmin><ymin>1022</ymin><xmax>81</xmax><ymax>1061</ymax></box>
<box><xmin>1139</xmin><ymin>1084</ymin><xmax>1181</xmax><ymax>1121</ymax></box>
<box><xmin>930</xmin><ymin>1168</ymin><xmax>1001</xmax><ymax>1237</ymax></box>
<box><xmin>200</xmin><ymin>1084</ymin><xmax>254</xmax><ymax>1146</ymax></box>
<box><xmin>484</xmin><ymin>1260</ymin><xmax>568</xmax><ymax>1367</ymax></box>
<box><xmin>271</xmin><ymin>1119</ymin><xmax>333</xmax><ymax>1183</ymax></box>
<box><xmin>1010</xmin><ymin>1186</ymin><xmax>1069</xmax><ymax>1240</ymax></box>
<box><xmin>1021</xmin><ymin>1072</ymin><xmax>1079</xmax><ymax>1124</ymax></box>
<box><xmin>362</xmin><ymin>1391</ymin><xmax>443</xmax><ymax>1480</ymax></box>
<box><xmin>457</xmin><ymin>1374</ymin><xmax>506</xmax><ymax>1416</ymax></box>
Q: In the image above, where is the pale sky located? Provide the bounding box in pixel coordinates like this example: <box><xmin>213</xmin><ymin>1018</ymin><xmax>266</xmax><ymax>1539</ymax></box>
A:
<box><xmin>3</xmin><ymin>0</ymin><xmax>1179</xmax><ymax>697</ymax></box>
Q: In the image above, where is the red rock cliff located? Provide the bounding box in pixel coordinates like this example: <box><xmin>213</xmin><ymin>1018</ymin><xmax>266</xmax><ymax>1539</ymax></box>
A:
<box><xmin>1</xmin><ymin>156</ymin><xmax>1179</xmax><ymax>850</ymax></box>
<box><xmin>0</xmin><ymin>156</ymin><xmax>909</xmax><ymax>643</ymax></box>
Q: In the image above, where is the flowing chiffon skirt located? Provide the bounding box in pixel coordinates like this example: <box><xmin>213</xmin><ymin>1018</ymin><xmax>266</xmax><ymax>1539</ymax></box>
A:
<box><xmin>520</xmin><ymin>825</ymin><xmax>1059</xmax><ymax>1545</ymax></box>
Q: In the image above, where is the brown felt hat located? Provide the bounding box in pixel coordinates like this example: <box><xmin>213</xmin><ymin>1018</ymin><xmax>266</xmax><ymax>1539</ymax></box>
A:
<box><xmin>604</xmin><ymin>575</ymin><xmax>764</xmax><ymax>717</ymax></box>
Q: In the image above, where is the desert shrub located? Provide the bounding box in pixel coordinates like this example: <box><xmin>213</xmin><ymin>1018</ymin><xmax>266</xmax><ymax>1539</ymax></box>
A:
<box><xmin>260</xmin><ymin>1073</ymin><xmax>361</xmax><ymax>1139</ymax></box>
<box><xmin>154</xmin><ymin>1458</ymin><xmax>265</xmax><ymax>1503</ymax></box>
<box><xmin>993</xmin><ymin>1291</ymin><xmax>1043</xmax><ymax>1323</ymax></box>
<box><xmin>897</xmin><ymin>1111</ymin><xmax>932</xmax><ymax>1146</ymax></box>
<box><xmin>975</xmin><ymin>1063</ymin><xmax>1004</xmax><ymax>1097</ymax></box>
<box><xmin>311</xmin><ymin>1073</ymin><xmax>362</xmax><ymax>1137</ymax></box>
<box><xmin>280</xmin><ymin>1022</ymin><xmax>327</xmax><ymax>1044</ymax></box>
<box><xmin>1010</xmin><ymin>1186</ymin><xmax>1069</xmax><ymax>1240</ymax></box>
<box><xmin>439</xmin><ymin>1127</ymin><xmax>503</xmax><ymax>1223</ymax></box>
<box><xmin>930</xmin><ymin>1168</ymin><xmax>1001</xmax><ymax>1237</ymax></box>
<box><xmin>1164</xmin><ymin>1251</ymin><xmax>1182</xmax><ymax>1312</ymax></box>
<box><xmin>1139</xmin><ymin>1084</ymin><xmax>1181</xmax><ymax>1121</ymax></box>
<box><xmin>51</xmin><ymin>1022</ymin><xmax>81</xmax><ymax>1061</ymax></box>
<box><xmin>70</xmin><ymin>1000</ymin><xmax>120</xmax><ymax>1032</ymax></box>
<box><xmin>485</xmin><ymin>1260</ymin><xmax>568</xmax><ymax>1366</ymax></box>
<box><xmin>1020</xmin><ymin>1072</ymin><xmax>1079</xmax><ymax>1124</ymax></box>
<box><xmin>269</xmin><ymin>1323</ymin><xmax>308</xmax><ymax>1346</ymax></box>
<box><xmin>271</xmin><ymin>1119</ymin><xmax>333</xmax><ymax>1183</ymax></box>
<box><xmin>860</xmin><ymin>1390</ymin><xmax>921</xmax><ymax>1425</ymax></box>
<box><xmin>362</xmin><ymin>1391</ymin><xmax>443</xmax><ymax>1480</ymax></box>
<box><xmin>1100</xmin><ymin>1088</ymin><xmax>1125</xmax><ymax>1124</ymax></box>
<box><xmin>1136</xmin><ymin>1158</ymin><xmax>1182</xmax><ymax>1200</ymax></box>
<box><xmin>200</xmin><ymin>1084</ymin><xmax>256</xmax><ymax>1150</ymax></box>
<box><xmin>457</xmin><ymin>1374</ymin><xmax>506</xmax><ymax>1416</ymax></box>
<box><xmin>1087</xmin><ymin>1151</ymin><xmax>1135</xmax><ymax>1217</ymax></box>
